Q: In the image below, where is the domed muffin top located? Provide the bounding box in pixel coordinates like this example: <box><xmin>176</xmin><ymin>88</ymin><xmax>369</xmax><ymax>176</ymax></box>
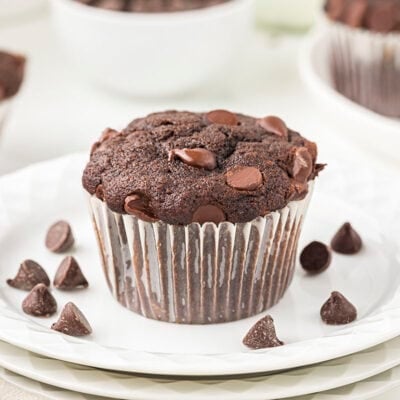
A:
<box><xmin>325</xmin><ymin>0</ymin><xmax>400</xmax><ymax>32</ymax></box>
<box><xmin>0</xmin><ymin>51</ymin><xmax>25</xmax><ymax>100</ymax></box>
<box><xmin>82</xmin><ymin>110</ymin><xmax>324</xmax><ymax>225</ymax></box>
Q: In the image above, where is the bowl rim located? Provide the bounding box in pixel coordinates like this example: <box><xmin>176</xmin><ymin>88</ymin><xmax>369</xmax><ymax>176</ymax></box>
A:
<box><xmin>51</xmin><ymin>0</ymin><xmax>253</xmax><ymax>22</ymax></box>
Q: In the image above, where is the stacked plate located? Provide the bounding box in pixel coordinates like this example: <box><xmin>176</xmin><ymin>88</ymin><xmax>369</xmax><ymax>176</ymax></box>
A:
<box><xmin>0</xmin><ymin>154</ymin><xmax>400</xmax><ymax>400</ymax></box>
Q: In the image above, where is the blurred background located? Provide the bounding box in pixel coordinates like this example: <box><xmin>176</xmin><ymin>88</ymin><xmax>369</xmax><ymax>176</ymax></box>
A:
<box><xmin>0</xmin><ymin>0</ymin><xmax>398</xmax><ymax>178</ymax></box>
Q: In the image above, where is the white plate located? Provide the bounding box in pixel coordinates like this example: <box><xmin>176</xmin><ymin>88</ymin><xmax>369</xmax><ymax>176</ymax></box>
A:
<box><xmin>300</xmin><ymin>33</ymin><xmax>400</xmax><ymax>164</ymax></box>
<box><xmin>0</xmin><ymin>154</ymin><xmax>400</xmax><ymax>376</ymax></box>
<box><xmin>0</xmin><ymin>0</ymin><xmax>46</xmax><ymax>18</ymax></box>
<box><xmin>2</xmin><ymin>335</ymin><xmax>400</xmax><ymax>399</ymax></box>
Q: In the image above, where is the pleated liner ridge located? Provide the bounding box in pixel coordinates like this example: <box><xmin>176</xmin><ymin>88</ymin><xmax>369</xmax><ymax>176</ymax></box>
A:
<box><xmin>90</xmin><ymin>187</ymin><xmax>313</xmax><ymax>324</ymax></box>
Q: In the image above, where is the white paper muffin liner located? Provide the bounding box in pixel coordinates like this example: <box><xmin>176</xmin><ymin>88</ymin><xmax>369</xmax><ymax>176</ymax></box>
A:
<box><xmin>89</xmin><ymin>186</ymin><xmax>313</xmax><ymax>324</ymax></box>
<box><xmin>325</xmin><ymin>19</ymin><xmax>400</xmax><ymax>118</ymax></box>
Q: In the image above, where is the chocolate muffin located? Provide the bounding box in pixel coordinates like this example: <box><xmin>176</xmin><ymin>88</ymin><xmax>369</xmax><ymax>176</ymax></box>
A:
<box><xmin>83</xmin><ymin>110</ymin><xmax>324</xmax><ymax>324</ymax></box>
<box><xmin>75</xmin><ymin>0</ymin><xmax>230</xmax><ymax>12</ymax></box>
<box><xmin>324</xmin><ymin>0</ymin><xmax>400</xmax><ymax>117</ymax></box>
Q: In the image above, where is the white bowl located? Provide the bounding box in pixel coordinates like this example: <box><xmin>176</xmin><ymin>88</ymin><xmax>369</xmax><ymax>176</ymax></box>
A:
<box><xmin>51</xmin><ymin>0</ymin><xmax>254</xmax><ymax>97</ymax></box>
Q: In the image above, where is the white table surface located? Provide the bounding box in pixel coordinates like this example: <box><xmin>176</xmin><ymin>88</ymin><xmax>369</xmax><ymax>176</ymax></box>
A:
<box><xmin>0</xmin><ymin>4</ymin><xmax>399</xmax><ymax>400</ymax></box>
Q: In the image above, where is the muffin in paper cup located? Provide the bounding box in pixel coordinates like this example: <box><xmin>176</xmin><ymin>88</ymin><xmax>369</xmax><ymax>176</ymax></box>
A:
<box><xmin>83</xmin><ymin>111</ymin><xmax>324</xmax><ymax>324</ymax></box>
<box><xmin>323</xmin><ymin>0</ymin><xmax>400</xmax><ymax>118</ymax></box>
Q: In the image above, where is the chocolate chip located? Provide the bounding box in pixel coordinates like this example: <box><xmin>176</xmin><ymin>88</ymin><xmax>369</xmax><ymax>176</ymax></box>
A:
<box><xmin>291</xmin><ymin>147</ymin><xmax>313</xmax><ymax>184</ymax></box>
<box><xmin>320</xmin><ymin>291</ymin><xmax>357</xmax><ymax>325</ymax></box>
<box><xmin>7</xmin><ymin>260</ymin><xmax>50</xmax><ymax>291</ymax></box>
<box><xmin>206</xmin><ymin>110</ymin><xmax>238</xmax><ymax>126</ymax></box>
<box><xmin>243</xmin><ymin>315</ymin><xmax>284</xmax><ymax>349</ymax></box>
<box><xmin>366</xmin><ymin>3</ymin><xmax>397</xmax><ymax>32</ymax></box>
<box><xmin>289</xmin><ymin>181</ymin><xmax>309</xmax><ymax>201</ymax></box>
<box><xmin>331</xmin><ymin>222</ymin><xmax>362</xmax><ymax>255</ymax></box>
<box><xmin>54</xmin><ymin>256</ymin><xmax>89</xmax><ymax>290</ymax></box>
<box><xmin>51</xmin><ymin>302</ymin><xmax>92</xmax><ymax>337</ymax></box>
<box><xmin>344</xmin><ymin>0</ymin><xmax>368</xmax><ymax>27</ymax></box>
<box><xmin>168</xmin><ymin>148</ymin><xmax>217</xmax><ymax>170</ymax></box>
<box><xmin>226</xmin><ymin>166</ymin><xmax>263</xmax><ymax>191</ymax></box>
<box><xmin>100</xmin><ymin>127</ymin><xmax>120</xmax><ymax>142</ymax></box>
<box><xmin>22</xmin><ymin>284</ymin><xmax>57</xmax><ymax>317</ymax></box>
<box><xmin>311</xmin><ymin>163</ymin><xmax>327</xmax><ymax>179</ymax></box>
<box><xmin>45</xmin><ymin>221</ymin><xmax>75</xmax><ymax>253</ymax></box>
<box><xmin>326</xmin><ymin>0</ymin><xmax>346</xmax><ymax>20</ymax></box>
<box><xmin>192</xmin><ymin>204</ymin><xmax>226</xmax><ymax>224</ymax></box>
<box><xmin>300</xmin><ymin>241</ymin><xmax>332</xmax><ymax>274</ymax></box>
<box><xmin>94</xmin><ymin>0</ymin><xmax>123</xmax><ymax>10</ymax></box>
<box><xmin>257</xmin><ymin>116</ymin><xmax>288</xmax><ymax>138</ymax></box>
<box><xmin>124</xmin><ymin>194</ymin><xmax>158</xmax><ymax>223</ymax></box>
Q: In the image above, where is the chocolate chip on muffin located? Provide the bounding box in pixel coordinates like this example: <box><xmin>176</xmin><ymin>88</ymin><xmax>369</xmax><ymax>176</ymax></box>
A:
<box><xmin>83</xmin><ymin>111</ymin><xmax>321</xmax><ymax>225</ymax></box>
<box><xmin>22</xmin><ymin>284</ymin><xmax>57</xmax><ymax>317</ymax></box>
<box><xmin>7</xmin><ymin>260</ymin><xmax>50</xmax><ymax>291</ymax></box>
<box><xmin>243</xmin><ymin>315</ymin><xmax>284</xmax><ymax>349</ymax></box>
<box><xmin>320</xmin><ymin>291</ymin><xmax>357</xmax><ymax>325</ymax></box>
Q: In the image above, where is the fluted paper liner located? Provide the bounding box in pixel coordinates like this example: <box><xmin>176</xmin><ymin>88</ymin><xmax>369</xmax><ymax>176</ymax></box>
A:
<box><xmin>326</xmin><ymin>20</ymin><xmax>400</xmax><ymax>117</ymax></box>
<box><xmin>90</xmin><ymin>187</ymin><xmax>313</xmax><ymax>324</ymax></box>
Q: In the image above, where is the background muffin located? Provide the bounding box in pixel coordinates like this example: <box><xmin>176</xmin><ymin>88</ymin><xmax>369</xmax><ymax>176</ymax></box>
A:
<box><xmin>83</xmin><ymin>110</ymin><xmax>324</xmax><ymax>324</ymax></box>
<box><xmin>324</xmin><ymin>0</ymin><xmax>400</xmax><ymax>117</ymax></box>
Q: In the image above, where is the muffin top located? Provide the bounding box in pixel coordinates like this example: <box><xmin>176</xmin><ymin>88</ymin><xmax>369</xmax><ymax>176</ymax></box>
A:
<box><xmin>82</xmin><ymin>110</ymin><xmax>324</xmax><ymax>225</ymax></box>
<box><xmin>75</xmin><ymin>0</ymin><xmax>230</xmax><ymax>12</ymax></box>
<box><xmin>325</xmin><ymin>0</ymin><xmax>400</xmax><ymax>32</ymax></box>
<box><xmin>0</xmin><ymin>51</ymin><xmax>25</xmax><ymax>100</ymax></box>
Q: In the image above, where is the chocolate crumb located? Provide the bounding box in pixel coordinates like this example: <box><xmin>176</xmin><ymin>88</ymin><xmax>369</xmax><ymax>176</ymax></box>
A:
<box><xmin>54</xmin><ymin>256</ymin><xmax>89</xmax><ymax>290</ymax></box>
<box><xmin>243</xmin><ymin>315</ymin><xmax>284</xmax><ymax>349</ymax></box>
<box><xmin>22</xmin><ymin>284</ymin><xmax>57</xmax><ymax>317</ymax></box>
<box><xmin>51</xmin><ymin>302</ymin><xmax>92</xmax><ymax>337</ymax></box>
<box><xmin>45</xmin><ymin>221</ymin><xmax>75</xmax><ymax>253</ymax></box>
<box><xmin>300</xmin><ymin>241</ymin><xmax>332</xmax><ymax>274</ymax></box>
<box><xmin>7</xmin><ymin>260</ymin><xmax>50</xmax><ymax>291</ymax></box>
<box><xmin>331</xmin><ymin>222</ymin><xmax>362</xmax><ymax>255</ymax></box>
<box><xmin>320</xmin><ymin>291</ymin><xmax>357</xmax><ymax>325</ymax></box>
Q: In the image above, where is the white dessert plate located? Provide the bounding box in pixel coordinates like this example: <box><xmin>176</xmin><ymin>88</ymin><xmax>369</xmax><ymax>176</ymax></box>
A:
<box><xmin>0</xmin><ymin>0</ymin><xmax>46</xmax><ymax>18</ymax></box>
<box><xmin>0</xmin><ymin>154</ymin><xmax>400</xmax><ymax>376</ymax></box>
<box><xmin>2</xmin><ymin>359</ymin><xmax>400</xmax><ymax>400</ymax></box>
<box><xmin>2</xmin><ymin>335</ymin><xmax>400</xmax><ymax>399</ymax></box>
<box><xmin>300</xmin><ymin>33</ymin><xmax>400</xmax><ymax>164</ymax></box>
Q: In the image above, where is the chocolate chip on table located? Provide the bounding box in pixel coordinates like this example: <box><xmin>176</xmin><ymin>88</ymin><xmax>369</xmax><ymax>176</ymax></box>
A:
<box><xmin>52</xmin><ymin>302</ymin><xmax>92</xmax><ymax>337</ymax></box>
<box><xmin>22</xmin><ymin>284</ymin><xmax>57</xmax><ymax>317</ymax></box>
<box><xmin>225</xmin><ymin>166</ymin><xmax>263</xmax><ymax>191</ymax></box>
<box><xmin>206</xmin><ymin>110</ymin><xmax>238</xmax><ymax>126</ymax></box>
<box><xmin>331</xmin><ymin>222</ymin><xmax>362</xmax><ymax>255</ymax></box>
<box><xmin>257</xmin><ymin>116</ymin><xmax>288</xmax><ymax>138</ymax></box>
<box><xmin>54</xmin><ymin>256</ymin><xmax>89</xmax><ymax>290</ymax></box>
<box><xmin>192</xmin><ymin>204</ymin><xmax>226</xmax><ymax>224</ymax></box>
<box><xmin>7</xmin><ymin>260</ymin><xmax>50</xmax><ymax>291</ymax></box>
<box><xmin>320</xmin><ymin>291</ymin><xmax>357</xmax><ymax>325</ymax></box>
<box><xmin>300</xmin><ymin>241</ymin><xmax>332</xmax><ymax>274</ymax></box>
<box><xmin>243</xmin><ymin>315</ymin><xmax>284</xmax><ymax>350</ymax></box>
<box><xmin>291</xmin><ymin>147</ymin><xmax>313</xmax><ymax>184</ymax></box>
<box><xmin>45</xmin><ymin>221</ymin><xmax>75</xmax><ymax>253</ymax></box>
<box><xmin>168</xmin><ymin>148</ymin><xmax>217</xmax><ymax>170</ymax></box>
<box><xmin>124</xmin><ymin>194</ymin><xmax>158</xmax><ymax>223</ymax></box>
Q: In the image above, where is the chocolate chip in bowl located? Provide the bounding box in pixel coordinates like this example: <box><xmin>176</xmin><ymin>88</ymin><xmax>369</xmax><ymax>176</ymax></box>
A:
<box><xmin>51</xmin><ymin>0</ymin><xmax>253</xmax><ymax>96</ymax></box>
<box><xmin>83</xmin><ymin>110</ymin><xmax>324</xmax><ymax>324</ymax></box>
<box><xmin>7</xmin><ymin>259</ymin><xmax>50</xmax><ymax>291</ymax></box>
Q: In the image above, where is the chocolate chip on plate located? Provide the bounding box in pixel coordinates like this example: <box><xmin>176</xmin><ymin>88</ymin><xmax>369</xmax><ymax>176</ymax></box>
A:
<box><xmin>192</xmin><ymin>204</ymin><xmax>226</xmax><ymax>225</ymax></box>
<box><xmin>168</xmin><ymin>148</ymin><xmax>217</xmax><ymax>170</ymax></box>
<box><xmin>45</xmin><ymin>221</ymin><xmax>75</xmax><ymax>253</ymax></box>
<box><xmin>51</xmin><ymin>302</ymin><xmax>92</xmax><ymax>337</ymax></box>
<box><xmin>7</xmin><ymin>260</ymin><xmax>50</xmax><ymax>291</ymax></box>
<box><xmin>206</xmin><ymin>109</ymin><xmax>238</xmax><ymax>126</ymax></box>
<box><xmin>124</xmin><ymin>194</ymin><xmax>158</xmax><ymax>222</ymax></box>
<box><xmin>320</xmin><ymin>291</ymin><xmax>357</xmax><ymax>325</ymax></box>
<box><xmin>226</xmin><ymin>166</ymin><xmax>263</xmax><ymax>191</ymax></box>
<box><xmin>300</xmin><ymin>241</ymin><xmax>332</xmax><ymax>274</ymax></box>
<box><xmin>54</xmin><ymin>256</ymin><xmax>89</xmax><ymax>290</ymax></box>
<box><xmin>257</xmin><ymin>116</ymin><xmax>288</xmax><ymax>138</ymax></box>
<box><xmin>331</xmin><ymin>222</ymin><xmax>362</xmax><ymax>255</ymax></box>
<box><xmin>22</xmin><ymin>283</ymin><xmax>57</xmax><ymax>317</ymax></box>
<box><xmin>243</xmin><ymin>315</ymin><xmax>284</xmax><ymax>350</ymax></box>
